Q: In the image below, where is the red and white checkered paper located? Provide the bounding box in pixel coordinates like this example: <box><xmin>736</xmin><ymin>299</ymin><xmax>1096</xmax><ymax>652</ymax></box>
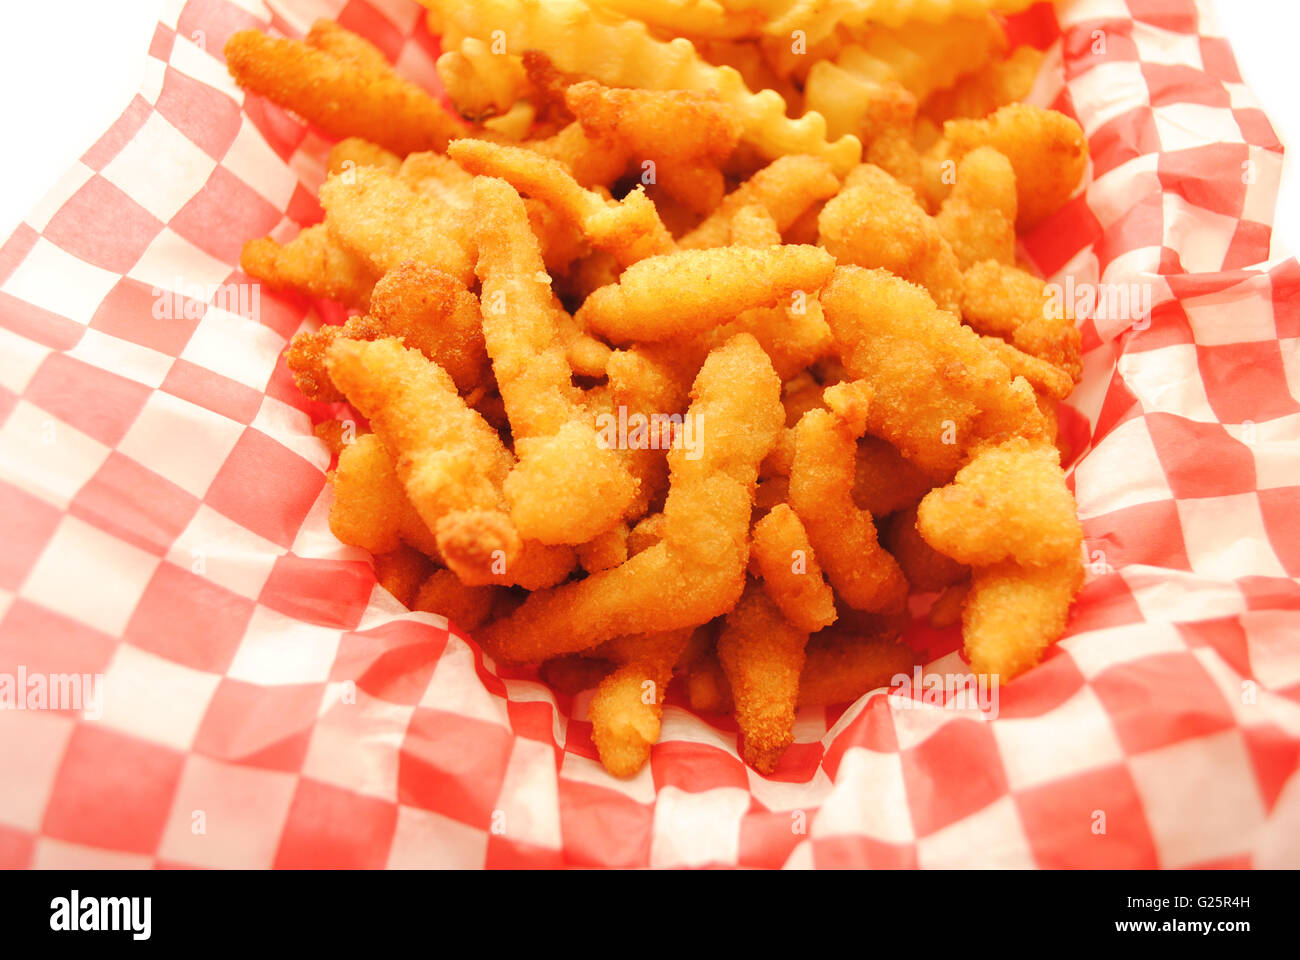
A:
<box><xmin>0</xmin><ymin>0</ymin><xmax>1297</xmax><ymax>869</ymax></box>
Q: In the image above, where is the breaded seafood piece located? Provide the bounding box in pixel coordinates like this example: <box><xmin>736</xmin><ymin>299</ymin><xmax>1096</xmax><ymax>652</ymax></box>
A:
<box><xmin>680</xmin><ymin>155</ymin><xmax>842</xmax><ymax>249</ymax></box>
<box><xmin>326</xmin><ymin>137</ymin><xmax>401</xmax><ymax>176</ymax></box>
<box><xmin>588</xmin><ymin>629</ymin><xmax>693</xmax><ymax>777</ymax></box>
<box><xmin>934</xmin><ymin>146</ymin><xmax>1017</xmax><ymax>270</ymax></box>
<box><xmin>818</xmin><ymin>163</ymin><xmax>963</xmax><ymax>314</ymax></box>
<box><xmin>325</xmin><ymin>337</ymin><xmax>520</xmax><ymax>570</ymax></box>
<box><xmin>411</xmin><ymin>568</ymin><xmax>499</xmax><ymax>632</ymax></box>
<box><xmin>978</xmin><ymin>335</ymin><xmax>1075</xmax><ymax>401</ymax></box>
<box><xmin>448</xmin><ymin>138</ymin><xmax>674</xmax><ymax>267</ymax></box>
<box><xmin>319</xmin><ymin>166</ymin><xmax>474</xmax><ymax>285</ymax></box>
<box><xmin>943</xmin><ymin>104</ymin><xmax>1088</xmax><ymax>229</ymax></box>
<box><xmin>851</xmin><ymin>433</ymin><xmax>941</xmax><ymax>516</ymax></box>
<box><xmin>241</xmin><ymin>224</ymin><xmax>377</xmax><ymax>310</ymax></box>
<box><xmin>576</xmin><ymin>244</ymin><xmax>835</xmax><ymax>343</ymax></box>
<box><xmin>884</xmin><ymin>505</ymin><xmax>968</xmax><ymax>593</ymax></box>
<box><xmin>329</xmin><ymin>432</ymin><xmax>441</xmax><ymax>558</ymax></box>
<box><xmin>797</xmin><ymin>631</ymin><xmax>916</xmax><ymax>708</ymax></box>
<box><xmin>473</xmin><ymin>176</ymin><xmax>637</xmax><ymax>544</ymax></box>
<box><xmin>962</xmin><ymin>259</ymin><xmax>1083</xmax><ymax>383</ymax></box>
<box><xmin>963</xmin><ymin>552</ymin><xmax>1083</xmax><ymax>680</ymax></box>
<box><xmin>820</xmin><ymin>266</ymin><xmax>1047</xmax><ymax>476</ymax></box>
<box><xmin>790</xmin><ymin>407</ymin><xmax>909</xmax><ymax>614</ymax></box>
<box><xmin>566</xmin><ymin>80</ymin><xmax>743</xmax><ymax>214</ymax></box>
<box><xmin>917</xmin><ymin>437</ymin><xmax>1083</xmax><ymax>567</ymax></box>
<box><xmin>285</xmin><ymin>314</ymin><xmax>385</xmax><ymax>403</ymax></box>
<box><xmin>224</xmin><ymin>21</ymin><xmax>466</xmax><ymax>155</ymax></box>
<box><xmin>749</xmin><ymin>504</ymin><xmax>837</xmax><ymax>633</ymax></box>
<box><xmin>368</xmin><ymin>261</ymin><xmax>490</xmax><ymax>394</ymax></box>
<box><xmin>477</xmin><ymin>334</ymin><xmax>783</xmax><ymax>663</ymax></box>
<box><xmin>717</xmin><ymin>582</ymin><xmax>810</xmax><ymax>773</ymax></box>
<box><xmin>373</xmin><ymin>544</ymin><xmax>432</xmax><ymax>607</ymax></box>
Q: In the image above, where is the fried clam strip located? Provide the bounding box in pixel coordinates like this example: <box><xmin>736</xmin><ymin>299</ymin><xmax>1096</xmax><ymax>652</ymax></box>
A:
<box><xmin>473</xmin><ymin>176</ymin><xmax>637</xmax><ymax>544</ymax></box>
<box><xmin>224</xmin><ymin>21</ymin><xmax>466</xmax><ymax>155</ymax></box>
<box><xmin>884</xmin><ymin>505</ymin><xmax>968</xmax><ymax>593</ymax></box>
<box><xmin>749</xmin><ymin>504</ymin><xmax>837</xmax><ymax>633</ymax></box>
<box><xmin>588</xmin><ymin>628</ymin><xmax>694</xmax><ymax>777</ymax></box>
<box><xmin>819</xmin><ymin>266</ymin><xmax>1047</xmax><ymax>476</ymax></box>
<box><xmin>916</xmin><ymin>437</ymin><xmax>1083</xmax><ymax>568</ymax></box>
<box><xmin>717</xmin><ymin>582</ymin><xmax>810</xmax><ymax>773</ymax></box>
<box><xmin>411</xmin><ymin>569</ymin><xmax>499</xmax><ymax>632</ymax></box>
<box><xmin>241</xmin><ymin>224</ymin><xmax>378</xmax><ymax>310</ymax></box>
<box><xmin>286</xmin><ymin>315</ymin><xmax>382</xmax><ymax>402</ymax></box>
<box><xmin>962</xmin><ymin>259</ymin><xmax>1083</xmax><ymax>383</ymax></box>
<box><xmin>796</xmin><ymin>630</ymin><xmax>917</xmax><ymax>708</ymax></box>
<box><xmin>478</xmin><ymin>333</ymin><xmax>783</xmax><ymax>664</ymax></box>
<box><xmin>818</xmin><ymin>163</ymin><xmax>963</xmax><ymax>315</ymax></box>
<box><xmin>789</xmin><ymin>405</ymin><xmax>909</xmax><ymax>614</ymax></box>
<box><xmin>576</xmin><ymin>244</ymin><xmax>835</xmax><ymax>343</ymax></box>
<box><xmin>326</xmin><ymin>338</ymin><xmax>574</xmax><ymax>589</ymax></box>
<box><xmin>963</xmin><ymin>552</ymin><xmax>1083</xmax><ymax>680</ymax></box>
<box><xmin>283</xmin><ymin>261</ymin><xmax>488</xmax><ymax>403</ymax></box>
<box><xmin>326</xmin><ymin>137</ymin><xmax>401</xmax><ymax>176</ymax></box>
<box><xmin>372</xmin><ymin>544</ymin><xmax>432</xmax><ymax>608</ymax></box>
<box><xmin>329</xmin><ymin>432</ymin><xmax>441</xmax><ymax>558</ymax></box>
<box><xmin>979</xmin><ymin>336</ymin><xmax>1075</xmax><ymax>402</ymax></box>
<box><xmin>319</xmin><ymin>166</ymin><xmax>475</xmax><ymax>286</ymax></box>
<box><xmin>934</xmin><ymin>146</ymin><xmax>1017</xmax><ymax>271</ymax></box>
<box><xmin>565</xmin><ymin>80</ymin><xmax>743</xmax><ymax>215</ymax></box>
<box><xmin>680</xmin><ymin>155</ymin><xmax>842</xmax><ymax>249</ymax></box>
<box><xmin>326</xmin><ymin>337</ymin><xmax>514</xmax><ymax>543</ymax></box>
<box><xmin>941</xmin><ymin>104</ymin><xmax>1089</xmax><ymax>229</ymax></box>
<box><xmin>852</xmin><ymin>433</ymin><xmax>940</xmax><ymax>515</ymax></box>
<box><xmin>448</xmin><ymin>138</ymin><xmax>673</xmax><ymax>267</ymax></box>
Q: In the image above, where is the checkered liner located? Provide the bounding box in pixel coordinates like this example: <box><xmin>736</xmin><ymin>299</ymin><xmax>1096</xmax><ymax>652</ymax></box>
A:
<box><xmin>0</xmin><ymin>0</ymin><xmax>1296</xmax><ymax>869</ymax></box>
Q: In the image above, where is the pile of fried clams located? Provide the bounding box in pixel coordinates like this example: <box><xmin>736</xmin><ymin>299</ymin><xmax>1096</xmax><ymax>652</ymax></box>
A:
<box><xmin>226</xmin><ymin>15</ymin><xmax>1089</xmax><ymax>776</ymax></box>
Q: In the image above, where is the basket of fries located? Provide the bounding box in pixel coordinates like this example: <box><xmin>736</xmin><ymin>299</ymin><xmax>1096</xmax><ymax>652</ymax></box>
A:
<box><xmin>0</xmin><ymin>0</ymin><xmax>1296</xmax><ymax>869</ymax></box>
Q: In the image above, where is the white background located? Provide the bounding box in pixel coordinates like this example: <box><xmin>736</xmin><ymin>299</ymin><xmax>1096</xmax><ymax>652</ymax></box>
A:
<box><xmin>0</xmin><ymin>0</ymin><xmax>1295</xmax><ymax>256</ymax></box>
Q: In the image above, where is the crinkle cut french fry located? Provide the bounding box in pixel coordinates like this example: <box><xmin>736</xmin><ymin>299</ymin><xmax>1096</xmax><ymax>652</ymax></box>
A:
<box><xmin>749</xmin><ymin>504</ymin><xmax>837</xmax><ymax>633</ymax></box>
<box><xmin>819</xmin><ymin>266</ymin><xmax>1046</xmax><ymax>476</ymax></box>
<box><xmin>575</xmin><ymin>244</ymin><xmax>835</xmax><ymax>343</ymax></box>
<box><xmin>477</xmin><ymin>333</ymin><xmax>783</xmax><ymax>664</ymax></box>
<box><xmin>241</xmin><ymin>224</ymin><xmax>378</xmax><ymax>310</ymax></box>
<box><xmin>224</xmin><ymin>23</ymin><xmax>466</xmax><ymax>155</ymax></box>
<box><xmin>473</xmin><ymin>176</ymin><xmax>638</xmax><ymax>544</ymax></box>
<box><xmin>789</xmin><ymin>408</ymin><xmax>908</xmax><ymax>614</ymax></box>
<box><xmin>680</xmin><ymin>155</ymin><xmax>842</xmax><ymax>249</ymax></box>
<box><xmin>319</xmin><ymin>166</ymin><xmax>475</xmax><ymax>286</ymax></box>
<box><xmin>588</xmin><ymin>628</ymin><xmax>693</xmax><ymax>777</ymax></box>
<box><xmin>717</xmin><ymin>582</ymin><xmax>809</xmax><ymax>773</ymax></box>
